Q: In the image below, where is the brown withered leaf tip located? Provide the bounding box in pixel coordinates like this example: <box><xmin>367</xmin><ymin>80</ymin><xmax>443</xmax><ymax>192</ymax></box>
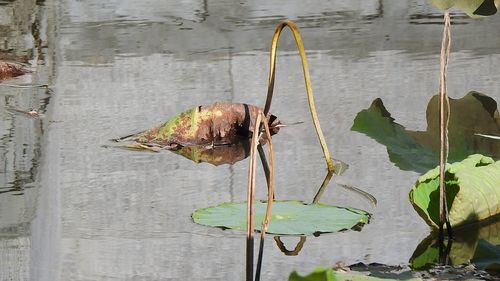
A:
<box><xmin>127</xmin><ymin>102</ymin><xmax>281</xmax><ymax>148</ymax></box>
<box><xmin>0</xmin><ymin>61</ymin><xmax>30</xmax><ymax>81</ymax></box>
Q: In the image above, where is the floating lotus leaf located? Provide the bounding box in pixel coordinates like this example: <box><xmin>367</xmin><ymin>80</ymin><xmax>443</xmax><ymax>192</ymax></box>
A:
<box><xmin>119</xmin><ymin>102</ymin><xmax>281</xmax><ymax>148</ymax></box>
<box><xmin>428</xmin><ymin>0</ymin><xmax>499</xmax><ymax>17</ymax></box>
<box><xmin>289</xmin><ymin>267</ymin><xmax>422</xmax><ymax>281</ymax></box>
<box><xmin>409</xmin><ymin>154</ymin><xmax>500</xmax><ymax>228</ymax></box>
<box><xmin>192</xmin><ymin>200</ymin><xmax>370</xmax><ymax>235</ymax></box>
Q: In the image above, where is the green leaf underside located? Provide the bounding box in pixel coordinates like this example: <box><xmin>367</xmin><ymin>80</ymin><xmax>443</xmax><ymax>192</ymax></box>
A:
<box><xmin>289</xmin><ymin>267</ymin><xmax>422</xmax><ymax>281</ymax></box>
<box><xmin>409</xmin><ymin>154</ymin><xmax>500</xmax><ymax>228</ymax></box>
<box><xmin>428</xmin><ymin>0</ymin><xmax>498</xmax><ymax>17</ymax></box>
<box><xmin>351</xmin><ymin>93</ymin><xmax>500</xmax><ymax>173</ymax></box>
<box><xmin>192</xmin><ymin>201</ymin><xmax>370</xmax><ymax>235</ymax></box>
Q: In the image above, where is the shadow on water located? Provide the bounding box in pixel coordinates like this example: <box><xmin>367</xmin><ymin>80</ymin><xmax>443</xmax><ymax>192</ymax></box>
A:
<box><xmin>351</xmin><ymin>91</ymin><xmax>500</xmax><ymax>173</ymax></box>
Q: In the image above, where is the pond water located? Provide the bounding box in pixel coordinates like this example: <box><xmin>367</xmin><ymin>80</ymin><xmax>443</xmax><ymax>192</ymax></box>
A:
<box><xmin>1</xmin><ymin>0</ymin><xmax>500</xmax><ymax>280</ymax></box>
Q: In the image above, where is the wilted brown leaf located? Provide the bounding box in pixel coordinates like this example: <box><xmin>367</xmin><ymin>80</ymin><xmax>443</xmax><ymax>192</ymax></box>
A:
<box><xmin>121</xmin><ymin>102</ymin><xmax>281</xmax><ymax>148</ymax></box>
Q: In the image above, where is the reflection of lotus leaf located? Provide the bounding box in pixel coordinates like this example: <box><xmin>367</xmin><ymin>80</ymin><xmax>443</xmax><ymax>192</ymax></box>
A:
<box><xmin>192</xmin><ymin>201</ymin><xmax>370</xmax><ymax>235</ymax></box>
<box><xmin>428</xmin><ymin>0</ymin><xmax>498</xmax><ymax>17</ymax></box>
<box><xmin>409</xmin><ymin>154</ymin><xmax>500</xmax><ymax>228</ymax></box>
<box><xmin>410</xmin><ymin>218</ymin><xmax>500</xmax><ymax>274</ymax></box>
<box><xmin>352</xmin><ymin>92</ymin><xmax>500</xmax><ymax>173</ymax></box>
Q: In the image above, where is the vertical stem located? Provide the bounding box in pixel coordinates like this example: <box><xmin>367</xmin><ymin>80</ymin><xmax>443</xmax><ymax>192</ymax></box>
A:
<box><xmin>439</xmin><ymin>11</ymin><xmax>452</xmax><ymax>233</ymax></box>
<box><xmin>257</xmin><ymin>144</ymin><xmax>272</xmax><ymax>198</ymax></box>
<box><xmin>255</xmin><ymin>113</ymin><xmax>275</xmax><ymax>281</ymax></box>
<box><xmin>247</xmin><ymin>113</ymin><xmax>276</xmax><ymax>281</ymax></box>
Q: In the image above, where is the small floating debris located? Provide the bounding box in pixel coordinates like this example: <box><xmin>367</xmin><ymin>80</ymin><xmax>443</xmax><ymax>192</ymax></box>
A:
<box><xmin>6</xmin><ymin>107</ymin><xmax>43</xmax><ymax>119</ymax></box>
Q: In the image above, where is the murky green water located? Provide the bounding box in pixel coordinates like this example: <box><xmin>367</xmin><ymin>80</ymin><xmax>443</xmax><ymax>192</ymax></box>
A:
<box><xmin>1</xmin><ymin>0</ymin><xmax>500</xmax><ymax>280</ymax></box>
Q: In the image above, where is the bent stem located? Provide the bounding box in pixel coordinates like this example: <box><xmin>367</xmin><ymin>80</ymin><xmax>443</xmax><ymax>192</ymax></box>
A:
<box><xmin>246</xmin><ymin>112</ymin><xmax>275</xmax><ymax>281</ymax></box>
<box><xmin>263</xmin><ymin>20</ymin><xmax>334</xmax><ymax>175</ymax></box>
<box><xmin>438</xmin><ymin>11</ymin><xmax>452</xmax><ymax>237</ymax></box>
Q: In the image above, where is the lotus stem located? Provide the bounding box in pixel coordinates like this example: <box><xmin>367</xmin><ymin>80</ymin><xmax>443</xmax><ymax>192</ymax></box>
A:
<box><xmin>438</xmin><ymin>11</ymin><xmax>452</xmax><ymax>237</ymax></box>
<box><xmin>263</xmin><ymin>20</ymin><xmax>334</xmax><ymax>174</ymax></box>
<box><xmin>255</xmin><ymin>112</ymin><xmax>275</xmax><ymax>281</ymax></box>
<box><xmin>247</xmin><ymin>112</ymin><xmax>276</xmax><ymax>281</ymax></box>
<box><xmin>257</xmin><ymin>144</ymin><xmax>272</xmax><ymax>198</ymax></box>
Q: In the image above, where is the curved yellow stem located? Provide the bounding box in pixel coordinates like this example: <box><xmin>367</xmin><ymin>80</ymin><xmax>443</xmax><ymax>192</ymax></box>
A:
<box><xmin>263</xmin><ymin>20</ymin><xmax>334</xmax><ymax>173</ymax></box>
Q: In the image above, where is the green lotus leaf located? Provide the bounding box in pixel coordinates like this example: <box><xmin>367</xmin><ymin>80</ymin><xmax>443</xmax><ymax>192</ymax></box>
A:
<box><xmin>351</xmin><ymin>92</ymin><xmax>500</xmax><ymax>173</ymax></box>
<box><xmin>428</xmin><ymin>0</ymin><xmax>498</xmax><ymax>17</ymax></box>
<box><xmin>409</xmin><ymin>154</ymin><xmax>500</xmax><ymax>228</ymax></box>
<box><xmin>289</xmin><ymin>267</ymin><xmax>422</xmax><ymax>281</ymax></box>
<box><xmin>192</xmin><ymin>201</ymin><xmax>370</xmax><ymax>235</ymax></box>
<box><xmin>289</xmin><ymin>267</ymin><xmax>336</xmax><ymax>281</ymax></box>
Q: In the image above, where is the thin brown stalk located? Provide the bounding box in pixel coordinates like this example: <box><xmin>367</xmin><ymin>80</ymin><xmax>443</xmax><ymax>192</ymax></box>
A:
<box><xmin>438</xmin><ymin>11</ymin><xmax>452</xmax><ymax>233</ymax></box>
<box><xmin>247</xmin><ymin>112</ymin><xmax>277</xmax><ymax>281</ymax></box>
<box><xmin>263</xmin><ymin>20</ymin><xmax>334</xmax><ymax>174</ymax></box>
<box><xmin>255</xmin><ymin>113</ymin><xmax>275</xmax><ymax>281</ymax></box>
<box><xmin>258</xmin><ymin>113</ymin><xmax>276</xmax><ymax>236</ymax></box>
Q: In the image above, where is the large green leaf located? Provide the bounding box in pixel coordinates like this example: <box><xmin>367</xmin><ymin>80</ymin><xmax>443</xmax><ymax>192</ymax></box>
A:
<box><xmin>409</xmin><ymin>154</ymin><xmax>500</xmax><ymax>228</ymax></box>
<box><xmin>351</xmin><ymin>92</ymin><xmax>500</xmax><ymax>173</ymax></box>
<box><xmin>289</xmin><ymin>267</ymin><xmax>422</xmax><ymax>281</ymax></box>
<box><xmin>192</xmin><ymin>201</ymin><xmax>370</xmax><ymax>235</ymax></box>
<box><xmin>428</xmin><ymin>0</ymin><xmax>498</xmax><ymax>17</ymax></box>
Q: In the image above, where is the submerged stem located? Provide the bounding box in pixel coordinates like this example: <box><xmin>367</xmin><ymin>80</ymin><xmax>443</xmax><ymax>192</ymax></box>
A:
<box><xmin>263</xmin><ymin>20</ymin><xmax>334</xmax><ymax>174</ymax></box>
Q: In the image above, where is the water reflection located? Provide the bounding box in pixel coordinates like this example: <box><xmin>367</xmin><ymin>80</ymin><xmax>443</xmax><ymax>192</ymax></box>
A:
<box><xmin>11</xmin><ymin>0</ymin><xmax>500</xmax><ymax>280</ymax></box>
<box><xmin>172</xmin><ymin>141</ymin><xmax>251</xmax><ymax>166</ymax></box>
<box><xmin>0</xmin><ymin>0</ymin><xmax>53</xmax><ymax>280</ymax></box>
<box><xmin>410</xmin><ymin>218</ymin><xmax>500</xmax><ymax>275</ymax></box>
<box><xmin>352</xmin><ymin>91</ymin><xmax>500</xmax><ymax>173</ymax></box>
